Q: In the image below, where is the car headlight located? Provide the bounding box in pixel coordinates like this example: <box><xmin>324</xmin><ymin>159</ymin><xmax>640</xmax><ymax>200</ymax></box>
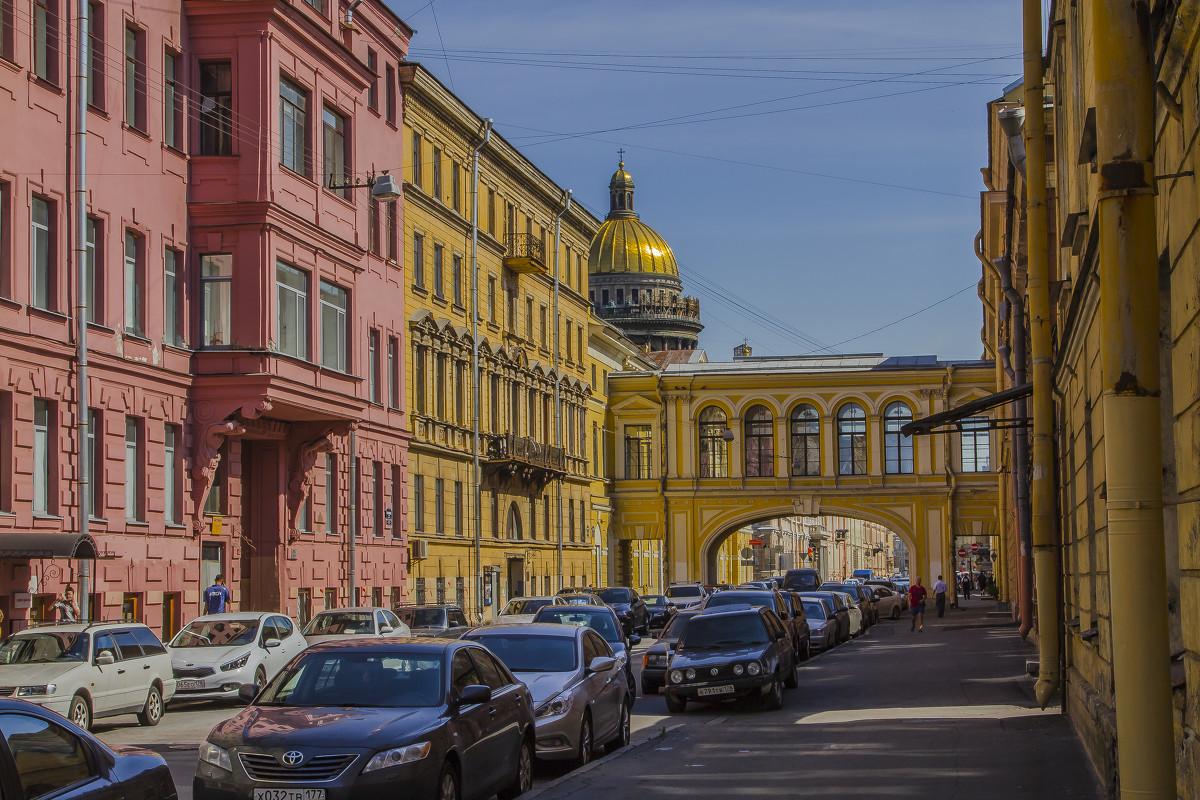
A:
<box><xmin>363</xmin><ymin>741</ymin><xmax>432</xmax><ymax>773</ymax></box>
<box><xmin>199</xmin><ymin>741</ymin><xmax>233</xmax><ymax>772</ymax></box>
<box><xmin>747</xmin><ymin>662</ymin><xmax>762</xmax><ymax>676</ymax></box>
<box><xmin>15</xmin><ymin>684</ymin><xmax>56</xmax><ymax>697</ymax></box>
<box><xmin>220</xmin><ymin>653</ymin><xmax>252</xmax><ymax>672</ymax></box>
<box><xmin>733</xmin><ymin>664</ymin><xmax>744</xmax><ymax>676</ymax></box>
<box><xmin>535</xmin><ymin>692</ymin><xmax>573</xmax><ymax>718</ymax></box>
<box><xmin>670</xmin><ymin>670</ymin><xmax>683</xmax><ymax>684</ymax></box>
<box><xmin>649</xmin><ymin>655</ymin><xmax>668</xmax><ymax>667</ymax></box>
<box><xmin>684</xmin><ymin>668</ymin><xmax>696</xmax><ymax>680</ymax></box>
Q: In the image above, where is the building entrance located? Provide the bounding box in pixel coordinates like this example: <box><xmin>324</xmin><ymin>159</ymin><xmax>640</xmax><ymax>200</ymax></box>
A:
<box><xmin>240</xmin><ymin>440</ymin><xmax>284</xmax><ymax>611</ymax></box>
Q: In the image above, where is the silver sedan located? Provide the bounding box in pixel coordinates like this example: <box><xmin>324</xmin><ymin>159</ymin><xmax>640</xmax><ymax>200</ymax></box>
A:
<box><xmin>464</xmin><ymin>623</ymin><xmax>631</xmax><ymax>766</ymax></box>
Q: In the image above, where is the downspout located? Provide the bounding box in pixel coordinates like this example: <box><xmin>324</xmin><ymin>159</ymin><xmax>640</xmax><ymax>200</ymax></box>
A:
<box><xmin>1021</xmin><ymin>0</ymin><xmax>1060</xmax><ymax>707</ymax></box>
<box><xmin>470</xmin><ymin>119</ymin><xmax>492</xmax><ymax>619</ymax></box>
<box><xmin>552</xmin><ymin>189</ymin><xmax>571</xmax><ymax>590</ymax></box>
<box><xmin>342</xmin><ymin>0</ymin><xmax>366</xmax><ymax>27</ymax></box>
<box><xmin>1091</xmin><ymin>2</ymin><xmax>1175</xmax><ymax>796</ymax></box>
<box><xmin>659</xmin><ymin>374</ymin><xmax>670</xmax><ymax>589</ymax></box>
<box><xmin>73</xmin><ymin>0</ymin><xmax>91</xmax><ymax>620</ymax></box>
<box><xmin>348</xmin><ymin>429</ymin><xmax>357</xmax><ymax>604</ymax></box>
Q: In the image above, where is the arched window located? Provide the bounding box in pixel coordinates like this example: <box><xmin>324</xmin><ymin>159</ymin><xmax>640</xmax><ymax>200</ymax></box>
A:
<box><xmin>837</xmin><ymin>403</ymin><xmax>867</xmax><ymax>475</ymax></box>
<box><xmin>884</xmin><ymin>401</ymin><xmax>914</xmax><ymax>474</ymax></box>
<box><xmin>507</xmin><ymin>502</ymin><xmax>522</xmax><ymax>540</ymax></box>
<box><xmin>697</xmin><ymin>406</ymin><xmax>729</xmax><ymax>478</ymax></box>
<box><xmin>743</xmin><ymin>405</ymin><xmax>774</xmax><ymax>477</ymax></box>
<box><xmin>790</xmin><ymin>404</ymin><xmax>820</xmax><ymax>476</ymax></box>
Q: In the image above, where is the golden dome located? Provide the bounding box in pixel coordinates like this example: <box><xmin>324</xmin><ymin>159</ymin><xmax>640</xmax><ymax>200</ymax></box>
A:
<box><xmin>588</xmin><ymin>217</ymin><xmax>679</xmax><ymax>277</ymax></box>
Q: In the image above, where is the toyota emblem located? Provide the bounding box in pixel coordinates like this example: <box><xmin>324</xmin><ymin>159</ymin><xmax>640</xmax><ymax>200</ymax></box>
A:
<box><xmin>281</xmin><ymin>751</ymin><xmax>305</xmax><ymax>767</ymax></box>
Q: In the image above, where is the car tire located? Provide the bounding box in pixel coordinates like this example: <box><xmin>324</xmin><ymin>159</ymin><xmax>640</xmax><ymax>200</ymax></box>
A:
<box><xmin>436</xmin><ymin>762</ymin><xmax>460</xmax><ymax>800</ymax></box>
<box><xmin>763</xmin><ymin>675</ymin><xmax>784</xmax><ymax>710</ymax></box>
<box><xmin>783</xmin><ymin>662</ymin><xmax>799</xmax><ymax>690</ymax></box>
<box><xmin>665</xmin><ymin>693</ymin><xmax>687</xmax><ymax>713</ymax></box>
<box><xmin>498</xmin><ymin>737</ymin><xmax>533</xmax><ymax>800</ymax></box>
<box><xmin>891</xmin><ymin>605</ymin><xmax>900</xmax><ymax>620</ymax></box>
<box><xmin>641</xmin><ymin>678</ymin><xmax>659</xmax><ymax>696</ymax></box>
<box><xmin>137</xmin><ymin>683</ymin><xmax>163</xmax><ymax>726</ymax></box>
<box><xmin>575</xmin><ymin>713</ymin><xmax>593</xmax><ymax>767</ymax></box>
<box><xmin>68</xmin><ymin>694</ymin><xmax>92</xmax><ymax>731</ymax></box>
<box><xmin>606</xmin><ymin>702</ymin><xmax>631</xmax><ymax>753</ymax></box>
<box><xmin>253</xmin><ymin>665</ymin><xmax>267</xmax><ymax>692</ymax></box>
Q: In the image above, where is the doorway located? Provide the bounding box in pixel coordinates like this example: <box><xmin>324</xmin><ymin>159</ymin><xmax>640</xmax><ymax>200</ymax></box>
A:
<box><xmin>240</xmin><ymin>440</ymin><xmax>284</xmax><ymax>611</ymax></box>
<box><xmin>201</xmin><ymin>542</ymin><xmax>224</xmax><ymax>614</ymax></box>
<box><xmin>507</xmin><ymin>558</ymin><xmax>525</xmax><ymax>599</ymax></box>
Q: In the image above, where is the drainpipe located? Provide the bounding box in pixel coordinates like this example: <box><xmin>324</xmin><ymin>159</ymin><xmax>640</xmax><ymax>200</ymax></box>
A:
<box><xmin>348</xmin><ymin>430</ymin><xmax>357</xmax><ymax>604</ymax></box>
<box><xmin>552</xmin><ymin>189</ymin><xmax>571</xmax><ymax>591</ymax></box>
<box><xmin>73</xmin><ymin>0</ymin><xmax>91</xmax><ymax>621</ymax></box>
<box><xmin>470</xmin><ymin>119</ymin><xmax>492</xmax><ymax>620</ymax></box>
<box><xmin>342</xmin><ymin>0</ymin><xmax>366</xmax><ymax>27</ymax></box>
<box><xmin>1091</xmin><ymin>2</ymin><xmax>1175</xmax><ymax>796</ymax></box>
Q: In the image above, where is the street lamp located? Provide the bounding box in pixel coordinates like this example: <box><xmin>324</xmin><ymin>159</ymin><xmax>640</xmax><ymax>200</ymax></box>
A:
<box><xmin>326</xmin><ymin>170</ymin><xmax>401</xmax><ymax>200</ymax></box>
<box><xmin>721</xmin><ymin>427</ymin><xmax>735</xmax><ymax>442</ymax></box>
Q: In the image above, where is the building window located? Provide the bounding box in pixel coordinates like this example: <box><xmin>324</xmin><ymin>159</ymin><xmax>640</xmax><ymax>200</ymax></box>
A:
<box><xmin>31</xmin><ymin>196</ymin><xmax>54</xmax><ymax>310</ymax></box>
<box><xmin>543</xmin><ymin>496</ymin><xmax>550</xmax><ymax>541</ymax></box>
<box><xmin>789</xmin><ymin>403</ymin><xmax>820</xmax><ymax>476</ymax></box>
<box><xmin>432</xmin><ymin>244</ymin><xmax>443</xmax><ymax>297</ymax></box>
<box><xmin>368</xmin><ymin>200</ymin><xmax>381</xmax><ymax>255</ymax></box>
<box><xmin>390</xmin><ymin>464</ymin><xmax>402</xmax><ymax>539</ymax></box>
<box><xmin>434</xmin><ymin>356</ymin><xmax>446</xmax><ymax>419</ymax></box>
<box><xmin>487</xmin><ymin>188</ymin><xmax>496</xmax><ymax>236</ymax></box>
<box><xmin>124</xmin><ymin>416</ymin><xmax>143</xmax><ymax>521</ymax></box>
<box><xmin>411</xmin><ymin>131</ymin><xmax>422</xmax><ymax>187</ymax></box>
<box><xmin>84</xmin><ymin>409</ymin><xmax>102</xmax><ymax>519</ymax></box>
<box><xmin>276</xmin><ymin>261</ymin><xmax>308</xmax><ymax>359</ymax></box>
<box><xmin>279</xmin><ymin>77</ymin><xmax>308</xmax><ymax>175</ymax></box>
<box><xmin>386</xmin><ymin>201</ymin><xmax>398</xmax><ymax>261</ymax></box>
<box><xmin>319</xmin><ymin>280</ymin><xmax>347</xmax><ymax>371</ymax></box>
<box><xmin>164</xmin><ymin>248</ymin><xmax>181</xmax><ymax>346</ymax></box>
<box><xmin>568</xmin><ymin>500</ymin><xmax>575</xmax><ymax>542</ymax></box>
<box><xmin>451</xmin><ymin>161</ymin><xmax>461</xmax><ymax>211</ymax></box>
<box><xmin>837</xmin><ymin>403</ymin><xmax>867</xmax><ymax>475</ymax></box>
<box><xmin>385</xmin><ymin>63</ymin><xmax>396</xmax><ymax>125</ymax></box>
<box><xmin>743</xmin><ymin>405</ymin><xmax>774</xmax><ymax>477</ymax></box>
<box><xmin>414</xmin><ymin>345</ymin><xmax>427</xmax><ymax>415</ymax></box>
<box><xmin>413</xmin><ymin>474</ymin><xmax>424</xmax><ymax>532</ymax></box>
<box><xmin>123</xmin><ymin>231</ymin><xmax>143</xmax><ymax>335</ymax></box>
<box><xmin>388</xmin><ymin>336</ymin><xmax>399</xmax><ymax>409</ymax></box>
<box><xmin>413</xmin><ymin>233</ymin><xmax>424</xmax><ymax>288</ymax></box>
<box><xmin>372</xmin><ymin>461</ymin><xmax>383</xmax><ymax>537</ymax></box>
<box><xmin>883</xmin><ymin>401</ymin><xmax>914</xmax><ymax>474</ymax></box>
<box><xmin>508</xmin><ymin>502</ymin><xmax>522</xmax><ymax>540</ymax></box>
<box><xmin>491</xmin><ymin>491</ymin><xmax>500</xmax><ymax>538</ymax></box>
<box><xmin>164</xmin><ymin>423</ymin><xmax>180</xmax><ymax>524</ymax></box>
<box><xmin>452</xmin><ymin>255</ymin><xmax>462</xmax><ymax>306</ymax></box>
<box><xmin>33</xmin><ymin>399</ymin><xmax>55</xmax><ymax>515</ymax></box>
<box><xmin>624</xmin><ymin>425</ymin><xmax>651</xmax><ymax>479</ymax></box>
<box><xmin>33</xmin><ymin>0</ymin><xmax>57</xmax><ymax>83</ymax></box>
<box><xmin>454</xmin><ymin>362</ymin><xmax>465</xmax><ymax>426</ymax></box>
<box><xmin>368</xmin><ymin>328</ymin><xmax>380</xmax><ymax>403</ymax></box>
<box><xmin>490</xmin><ymin>375</ymin><xmax>500</xmax><ymax>434</ymax></box>
<box><xmin>124</xmin><ymin>25</ymin><xmax>145</xmax><ymax>130</ymax></box>
<box><xmin>85</xmin><ymin>2</ymin><xmax>103</xmax><ymax>107</ymax></box>
<box><xmin>84</xmin><ymin>216</ymin><xmax>100</xmax><ymax>324</ymax></box>
<box><xmin>454</xmin><ymin>481</ymin><xmax>463</xmax><ymax>536</ymax></box>
<box><xmin>164</xmin><ymin>50</ymin><xmax>182</xmax><ymax>149</ymax></box>
<box><xmin>323</xmin><ymin>106</ymin><xmax>348</xmax><ymax>197</ymax></box>
<box><xmin>200</xmin><ymin>254</ymin><xmax>232</xmax><ymax>346</ymax></box>
<box><xmin>539</xmin><ymin>306</ymin><xmax>547</xmax><ymax>348</ymax></box>
<box><xmin>204</xmin><ymin>442</ymin><xmax>224</xmax><ymax>515</ymax></box>
<box><xmin>432</xmin><ymin>147</ymin><xmax>442</xmax><ymax>200</ymax></box>
<box><xmin>524</xmin><ymin>296</ymin><xmax>533</xmax><ymax>340</ymax></box>
<box><xmin>488</xmin><ymin>275</ymin><xmax>496</xmax><ymax>322</ymax></box>
<box><xmin>960</xmin><ymin>417</ymin><xmax>991</xmax><ymax>472</ymax></box>
<box><xmin>366</xmin><ymin>49</ymin><xmax>378</xmax><ymax>111</ymax></box>
<box><xmin>697</xmin><ymin>406</ymin><xmax>729</xmax><ymax>478</ymax></box>
<box><xmin>199</xmin><ymin>61</ymin><xmax>233</xmax><ymax>155</ymax></box>
<box><xmin>325</xmin><ymin>453</ymin><xmax>337</xmax><ymax>534</ymax></box>
<box><xmin>0</xmin><ymin>181</ymin><xmax>9</xmax><ymax>298</ymax></box>
<box><xmin>434</xmin><ymin>478</ymin><xmax>444</xmax><ymax>534</ymax></box>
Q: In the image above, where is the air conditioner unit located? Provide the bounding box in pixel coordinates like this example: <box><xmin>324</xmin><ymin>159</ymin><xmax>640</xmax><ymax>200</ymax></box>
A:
<box><xmin>411</xmin><ymin>540</ymin><xmax>429</xmax><ymax>560</ymax></box>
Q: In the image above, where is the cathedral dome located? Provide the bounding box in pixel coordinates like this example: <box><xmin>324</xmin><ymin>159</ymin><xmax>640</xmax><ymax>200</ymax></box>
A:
<box><xmin>587</xmin><ymin>159</ymin><xmax>680</xmax><ymax>278</ymax></box>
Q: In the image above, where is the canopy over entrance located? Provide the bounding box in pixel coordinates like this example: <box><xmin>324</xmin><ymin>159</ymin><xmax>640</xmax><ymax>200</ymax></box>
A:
<box><xmin>0</xmin><ymin>532</ymin><xmax>105</xmax><ymax>560</ymax></box>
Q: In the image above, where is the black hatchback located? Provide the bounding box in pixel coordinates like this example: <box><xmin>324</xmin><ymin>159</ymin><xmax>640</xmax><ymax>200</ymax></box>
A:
<box><xmin>194</xmin><ymin>638</ymin><xmax>535</xmax><ymax>800</ymax></box>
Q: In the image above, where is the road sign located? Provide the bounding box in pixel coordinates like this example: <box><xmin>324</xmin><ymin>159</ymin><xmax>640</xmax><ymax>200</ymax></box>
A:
<box><xmin>748</xmin><ymin>539</ymin><xmax>763</xmax><ymax>546</ymax></box>
<box><xmin>971</xmin><ymin>542</ymin><xmax>980</xmax><ymax>553</ymax></box>
<box><xmin>740</xmin><ymin>547</ymin><xmax>754</xmax><ymax>560</ymax></box>
<box><xmin>957</xmin><ymin>547</ymin><xmax>968</xmax><ymax>558</ymax></box>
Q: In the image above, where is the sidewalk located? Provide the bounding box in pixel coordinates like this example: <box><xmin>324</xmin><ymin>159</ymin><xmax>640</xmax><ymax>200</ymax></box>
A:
<box><xmin>531</xmin><ymin>599</ymin><xmax>1103</xmax><ymax>799</ymax></box>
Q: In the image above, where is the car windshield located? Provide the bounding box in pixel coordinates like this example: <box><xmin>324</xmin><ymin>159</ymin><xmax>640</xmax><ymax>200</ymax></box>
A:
<box><xmin>783</xmin><ymin>573</ymin><xmax>819</xmax><ymax>590</ymax></box>
<box><xmin>681</xmin><ymin>616</ymin><xmax>769</xmax><ymax>648</ymax></box>
<box><xmin>303</xmin><ymin>612</ymin><xmax>374</xmax><ymax>636</ymax></box>
<box><xmin>0</xmin><ymin>632</ymin><xmax>89</xmax><ymax>664</ymax></box>
<box><xmin>667</xmin><ymin>585</ymin><xmax>703</xmax><ymax>599</ymax></box>
<box><xmin>705</xmin><ymin>594</ymin><xmax>771</xmax><ymax>610</ymax></box>
<box><xmin>171</xmin><ymin>619</ymin><xmax>260</xmax><ymax>647</ymax></box>
<box><xmin>500</xmin><ymin>599</ymin><xmax>553</xmax><ymax>616</ymax></box>
<box><xmin>469</xmin><ymin>634</ymin><xmax>577</xmax><ymax>673</ymax></box>
<box><xmin>398</xmin><ymin>608</ymin><xmax>447</xmax><ymax>628</ymax></box>
<box><xmin>563</xmin><ymin>596</ymin><xmax>596</xmax><ymax>606</ymax></box>
<box><xmin>534</xmin><ymin>609</ymin><xmax>621</xmax><ymax>643</ymax></box>
<box><xmin>596</xmin><ymin>588</ymin><xmax>631</xmax><ymax>604</ymax></box>
<box><xmin>802</xmin><ymin>601</ymin><xmax>826</xmax><ymax>619</ymax></box>
<box><xmin>258</xmin><ymin>652</ymin><xmax>443</xmax><ymax>708</ymax></box>
<box><xmin>663</xmin><ymin>613</ymin><xmax>696</xmax><ymax>639</ymax></box>
<box><xmin>644</xmin><ymin>596</ymin><xmax>667</xmax><ymax>607</ymax></box>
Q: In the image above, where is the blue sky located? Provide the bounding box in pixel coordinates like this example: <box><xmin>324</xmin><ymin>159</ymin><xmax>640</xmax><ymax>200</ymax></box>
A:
<box><xmin>389</xmin><ymin>0</ymin><xmax>1022</xmax><ymax>362</ymax></box>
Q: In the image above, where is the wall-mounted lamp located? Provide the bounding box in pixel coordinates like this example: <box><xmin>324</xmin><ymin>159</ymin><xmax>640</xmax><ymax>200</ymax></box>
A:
<box><xmin>327</xmin><ymin>170</ymin><xmax>401</xmax><ymax>201</ymax></box>
<box><xmin>721</xmin><ymin>427</ymin><xmax>735</xmax><ymax>442</ymax></box>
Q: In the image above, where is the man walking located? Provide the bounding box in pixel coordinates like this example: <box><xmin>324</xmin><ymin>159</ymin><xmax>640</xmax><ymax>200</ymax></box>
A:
<box><xmin>961</xmin><ymin>573</ymin><xmax>972</xmax><ymax>600</ymax></box>
<box><xmin>908</xmin><ymin>577</ymin><xmax>927</xmax><ymax>632</ymax></box>
<box><xmin>204</xmin><ymin>574</ymin><xmax>232</xmax><ymax>615</ymax></box>
<box><xmin>53</xmin><ymin>587</ymin><xmax>80</xmax><ymax>623</ymax></box>
<box><xmin>933</xmin><ymin>575</ymin><xmax>948</xmax><ymax>618</ymax></box>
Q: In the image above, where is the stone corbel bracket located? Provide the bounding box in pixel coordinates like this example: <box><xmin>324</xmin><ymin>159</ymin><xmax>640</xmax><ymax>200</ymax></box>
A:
<box><xmin>189</xmin><ymin>399</ymin><xmax>272</xmax><ymax>534</ymax></box>
<box><xmin>285</xmin><ymin>422</ymin><xmax>352</xmax><ymax>542</ymax></box>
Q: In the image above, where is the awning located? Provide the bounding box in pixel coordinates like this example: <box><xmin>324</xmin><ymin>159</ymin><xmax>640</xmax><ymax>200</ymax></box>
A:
<box><xmin>0</xmin><ymin>532</ymin><xmax>104</xmax><ymax>560</ymax></box>
<box><xmin>902</xmin><ymin>383</ymin><xmax>1033</xmax><ymax>436</ymax></box>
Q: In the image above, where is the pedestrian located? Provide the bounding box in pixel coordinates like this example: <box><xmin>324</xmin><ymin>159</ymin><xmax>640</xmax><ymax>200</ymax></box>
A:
<box><xmin>204</xmin><ymin>574</ymin><xmax>232</xmax><ymax>615</ymax></box>
<box><xmin>933</xmin><ymin>575</ymin><xmax>948</xmax><ymax>618</ymax></box>
<box><xmin>908</xmin><ymin>577</ymin><xmax>927</xmax><ymax>632</ymax></box>
<box><xmin>961</xmin><ymin>573</ymin><xmax>972</xmax><ymax>600</ymax></box>
<box><xmin>53</xmin><ymin>586</ymin><xmax>80</xmax><ymax>623</ymax></box>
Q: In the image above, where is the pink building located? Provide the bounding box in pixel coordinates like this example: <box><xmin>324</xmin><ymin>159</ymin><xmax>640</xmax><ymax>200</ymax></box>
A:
<box><xmin>0</xmin><ymin>0</ymin><xmax>412</xmax><ymax>638</ymax></box>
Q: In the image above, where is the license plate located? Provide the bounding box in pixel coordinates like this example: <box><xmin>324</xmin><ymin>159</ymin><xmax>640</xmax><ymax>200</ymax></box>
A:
<box><xmin>252</xmin><ymin>790</ymin><xmax>325</xmax><ymax>800</ymax></box>
<box><xmin>177</xmin><ymin>680</ymin><xmax>205</xmax><ymax>690</ymax></box>
<box><xmin>696</xmin><ymin>684</ymin><xmax>735</xmax><ymax>697</ymax></box>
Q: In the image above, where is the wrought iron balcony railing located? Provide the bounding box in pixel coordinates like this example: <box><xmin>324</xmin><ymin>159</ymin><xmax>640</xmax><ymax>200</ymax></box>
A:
<box><xmin>503</xmin><ymin>234</ymin><xmax>547</xmax><ymax>274</ymax></box>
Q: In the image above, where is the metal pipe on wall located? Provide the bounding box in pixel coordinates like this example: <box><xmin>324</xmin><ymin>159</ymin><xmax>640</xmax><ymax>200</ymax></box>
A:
<box><xmin>1090</xmin><ymin>1</ymin><xmax>1175</xmax><ymax>796</ymax></box>
<box><xmin>552</xmin><ymin>189</ymin><xmax>571</xmax><ymax>591</ymax></box>
<box><xmin>470</xmin><ymin>119</ymin><xmax>492</xmax><ymax>620</ymax></box>
<box><xmin>347</xmin><ymin>429</ymin><xmax>357</xmax><ymax>604</ymax></box>
<box><xmin>73</xmin><ymin>0</ymin><xmax>91</xmax><ymax>621</ymax></box>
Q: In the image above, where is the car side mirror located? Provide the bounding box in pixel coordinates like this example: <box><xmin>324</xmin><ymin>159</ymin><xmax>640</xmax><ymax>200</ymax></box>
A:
<box><xmin>264</xmin><ymin>638</ymin><xmax>282</xmax><ymax>649</ymax></box>
<box><xmin>628</xmin><ymin>634</ymin><xmax>641</xmax><ymax>646</ymax></box>
<box><xmin>456</xmin><ymin>684</ymin><xmax>492</xmax><ymax>706</ymax></box>
<box><xmin>238</xmin><ymin>684</ymin><xmax>259</xmax><ymax>703</ymax></box>
<box><xmin>379</xmin><ymin>625</ymin><xmax>394</xmax><ymax>634</ymax></box>
<box><xmin>587</xmin><ymin>656</ymin><xmax>616</xmax><ymax>673</ymax></box>
<box><xmin>95</xmin><ymin>650</ymin><xmax>115</xmax><ymax>666</ymax></box>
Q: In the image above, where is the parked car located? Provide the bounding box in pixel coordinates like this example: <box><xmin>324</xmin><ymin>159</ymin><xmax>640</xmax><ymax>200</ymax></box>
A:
<box><xmin>868</xmin><ymin>586</ymin><xmax>906</xmax><ymax>620</ymax></box>
<box><xmin>851</xmin><ymin>568</ymin><xmax>875</xmax><ymax>582</ymax></box>
<box><xmin>594</xmin><ymin>587</ymin><xmax>648</xmax><ymax>635</ymax></box>
<box><xmin>735</xmin><ymin>581</ymin><xmax>771</xmax><ymax>590</ymax></box>
<box><xmin>665</xmin><ymin>582</ymin><xmax>708</xmax><ymax>611</ymax></box>
<box><xmin>167</xmin><ymin>612</ymin><xmax>307</xmax><ymax>704</ymax></box>
<box><xmin>0</xmin><ymin>621</ymin><xmax>176</xmax><ymax>730</ymax></box>
<box><xmin>781</xmin><ymin>568</ymin><xmax>823</xmax><ymax>592</ymax></box>
<box><xmin>493</xmin><ymin>596</ymin><xmax>567</xmax><ymax>626</ymax></box>
<box><xmin>700</xmin><ymin>589</ymin><xmax>810</xmax><ymax>661</ymax></box>
<box><xmin>823</xmin><ymin>589</ymin><xmax>864</xmax><ymax>636</ymax></box>
<box><xmin>194</xmin><ymin>638</ymin><xmax>535</xmax><ymax>800</ymax></box>
<box><xmin>800</xmin><ymin>596</ymin><xmax>839</xmax><ymax>653</ymax></box>
<box><xmin>561</xmin><ymin>593</ymin><xmax>606</xmax><ymax>606</ymax></box>
<box><xmin>463</xmin><ymin>623</ymin><xmax>630</xmax><ymax>765</ymax></box>
<box><xmin>530</xmin><ymin>605</ymin><xmax>640</xmax><ymax>696</ymax></box>
<box><xmin>394</xmin><ymin>604</ymin><xmax>473</xmax><ymax>638</ymax></box>
<box><xmin>844</xmin><ymin>582</ymin><xmax>880</xmax><ymax>625</ymax></box>
<box><xmin>302</xmin><ymin>607</ymin><xmax>412</xmax><ymax>645</ymax></box>
<box><xmin>822</xmin><ymin>583</ymin><xmax>874</xmax><ymax>630</ymax></box>
<box><xmin>663</xmin><ymin>606</ymin><xmax>797</xmax><ymax>713</ymax></box>
<box><xmin>640</xmin><ymin>610</ymin><xmax>698</xmax><ymax>695</ymax></box>
<box><xmin>0</xmin><ymin>697</ymin><xmax>179</xmax><ymax>799</ymax></box>
<box><xmin>800</xmin><ymin>591</ymin><xmax>853</xmax><ymax>643</ymax></box>
<box><xmin>643</xmin><ymin>594</ymin><xmax>675</xmax><ymax>633</ymax></box>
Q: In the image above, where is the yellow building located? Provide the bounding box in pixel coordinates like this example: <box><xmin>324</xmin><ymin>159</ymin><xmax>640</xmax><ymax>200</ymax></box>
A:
<box><xmin>399</xmin><ymin>65</ymin><xmax>598</xmax><ymax>619</ymax></box>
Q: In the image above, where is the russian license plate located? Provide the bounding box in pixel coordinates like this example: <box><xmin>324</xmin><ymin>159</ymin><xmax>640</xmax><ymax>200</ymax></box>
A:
<box><xmin>177</xmin><ymin>680</ymin><xmax>205</xmax><ymax>690</ymax></box>
<box><xmin>696</xmin><ymin>684</ymin><xmax>735</xmax><ymax>697</ymax></box>
<box><xmin>252</xmin><ymin>790</ymin><xmax>325</xmax><ymax>800</ymax></box>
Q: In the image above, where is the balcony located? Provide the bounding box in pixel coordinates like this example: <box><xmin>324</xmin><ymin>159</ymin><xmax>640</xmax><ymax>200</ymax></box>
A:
<box><xmin>503</xmin><ymin>234</ymin><xmax>547</xmax><ymax>274</ymax></box>
<box><xmin>593</xmin><ymin>296</ymin><xmax>703</xmax><ymax>332</ymax></box>
<box><xmin>484</xmin><ymin>434</ymin><xmax>566</xmax><ymax>492</ymax></box>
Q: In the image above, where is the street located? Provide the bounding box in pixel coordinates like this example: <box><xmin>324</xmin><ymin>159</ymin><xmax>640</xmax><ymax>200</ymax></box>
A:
<box><xmin>91</xmin><ymin>599</ymin><xmax>1102</xmax><ymax>799</ymax></box>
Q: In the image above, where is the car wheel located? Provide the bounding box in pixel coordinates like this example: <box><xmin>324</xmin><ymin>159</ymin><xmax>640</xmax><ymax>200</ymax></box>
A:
<box><xmin>606</xmin><ymin>702</ymin><xmax>631</xmax><ymax>753</ymax></box>
<box><xmin>69</xmin><ymin>694</ymin><xmax>92</xmax><ymax>731</ymax></box>
<box><xmin>498</xmin><ymin>738</ymin><xmax>532</xmax><ymax>800</ymax></box>
<box><xmin>253</xmin><ymin>665</ymin><xmax>267</xmax><ymax>691</ymax></box>
<box><xmin>783</xmin><ymin>662</ymin><xmax>799</xmax><ymax>690</ymax></box>
<box><xmin>576</xmin><ymin>714</ymin><xmax>593</xmax><ymax>767</ymax></box>
<box><xmin>137</xmin><ymin>684</ymin><xmax>163</xmax><ymax>726</ymax></box>
<box><xmin>664</xmin><ymin>693</ymin><xmax>687</xmax><ymax>713</ymax></box>
<box><xmin>763</xmin><ymin>675</ymin><xmax>784</xmax><ymax>711</ymax></box>
<box><xmin>436</xmin><ymin>763</ymin><xmax>460</xmax><ymax>800</ymax></box>
<box><xmin>891</xmin><ymin>605</ymin><xmax>900</xmax><ymax>620</ymax></box>
<box><xmin>641</xmin><ymin>678</ymin><xmax>659</xmax><ymax>696</ymax></box>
